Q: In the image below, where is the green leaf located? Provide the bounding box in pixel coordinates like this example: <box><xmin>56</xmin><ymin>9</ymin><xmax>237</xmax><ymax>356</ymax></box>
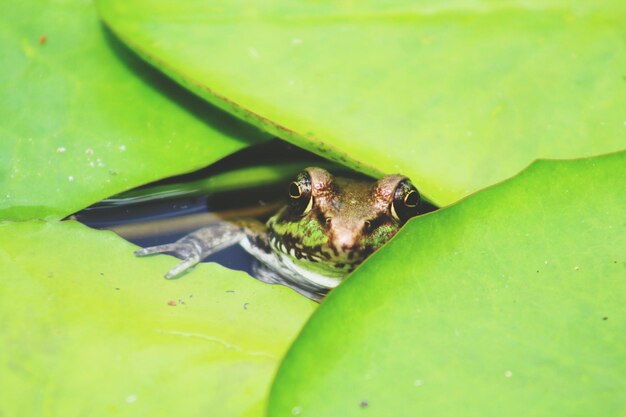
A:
<box><xmin>0</xmin><ymin>0</ymin><xmax>269</xmax><ymax>221</ymax></box>
<box><xmin>268</xmin><ymin>151</ymin><xmax>626</xmax><ymax>417</ymax></box>
<box><xmin>95</xmin><ymin>0</ymin><xmax>625</xmax><ymax>206</ymax></box>
<box><xmin>0</xmin><ymin>220</ymin><xmax>315</xmax><ymax>417</ymax></box>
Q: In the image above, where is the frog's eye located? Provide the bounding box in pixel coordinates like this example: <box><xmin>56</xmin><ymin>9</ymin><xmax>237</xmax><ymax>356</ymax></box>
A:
<box><xmin>288</xmin><ymin>171</ymin><xmax>313</xmax><ymax>215</ymax></box>
<box><xmin>404</xmin><ymin>190</ymin><xmax>419</xmax><ymax>207</ymax></box>
<box><xmin>391</xmin><ymin>180</ymin><xmax>420</xmax><ymax>223</ymax></box>
<box><xmin>289</xmin><ymin>182</ymin><xmax>302</xmax><ymax>199</ymax></box>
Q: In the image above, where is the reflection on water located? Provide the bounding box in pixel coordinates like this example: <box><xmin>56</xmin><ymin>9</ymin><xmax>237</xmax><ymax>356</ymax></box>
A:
<box><xmin>72</xmin><ymin>139</ymin><xmax>437</xmax><ymax>298</ymax></box>
<box><xmin>73</xmin><ymin>140</ymin><xmax>329</xmax><ymax>277</ymax></box>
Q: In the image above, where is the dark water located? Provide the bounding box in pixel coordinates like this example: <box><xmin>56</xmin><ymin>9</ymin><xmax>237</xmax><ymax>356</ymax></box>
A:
<box><xmin>73</xmin><ymin>140</ymin><xmax>320</xmax><ymax>276</ymax></box>
<box><xmin>73</xmin><ymin>139</ymin><xmax>437</xmax><ymax>280</ymax></box>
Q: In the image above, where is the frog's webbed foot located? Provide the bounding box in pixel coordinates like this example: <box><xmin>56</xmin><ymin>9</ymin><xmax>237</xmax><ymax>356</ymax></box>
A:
<box><xmin>134</xmin><ymin>242</ymin><xmax>202</xmax><ymax>279</ymax></box>
<box><xmin>134</xmin><ymin>222</ymin><xmax>248</xmax><ymax>279</ymax></box>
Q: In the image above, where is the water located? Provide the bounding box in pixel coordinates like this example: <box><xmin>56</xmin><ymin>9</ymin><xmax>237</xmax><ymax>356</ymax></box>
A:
<box><xmin>73</xmin><ymin>139</ymin><xmax>438</xmax><ymax>297</ymax></box>
<box><xmin>74</xmin><ymin>140</ymin><xmax>320</xmax><ymax>276</ymax></box>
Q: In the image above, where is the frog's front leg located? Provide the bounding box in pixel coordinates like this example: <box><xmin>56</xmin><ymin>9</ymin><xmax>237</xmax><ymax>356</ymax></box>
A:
<box><xmin>134</xmin><ymin>220</ymin><xmax>267</xmax><ymax>279</ymax></box>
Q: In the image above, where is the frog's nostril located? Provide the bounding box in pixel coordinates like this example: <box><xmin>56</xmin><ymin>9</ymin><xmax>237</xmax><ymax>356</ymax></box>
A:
<box><xmin>334</xmin><ymin>233</ymin><xmax>357</xmax><ymax>251</ymax></box>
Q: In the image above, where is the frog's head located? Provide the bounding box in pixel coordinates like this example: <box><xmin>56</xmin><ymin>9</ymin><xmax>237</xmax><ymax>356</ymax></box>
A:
<box><xmin>269</xmin><ymin>167</ymin><xmax>421</xmax><ymax>270</ymax></box>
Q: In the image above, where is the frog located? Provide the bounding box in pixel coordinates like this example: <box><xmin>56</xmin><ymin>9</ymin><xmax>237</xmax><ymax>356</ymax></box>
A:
<box><xmin>134</xmin><ymin>167</ymin><xmax>421</xmax><ymax>301</ymax></box>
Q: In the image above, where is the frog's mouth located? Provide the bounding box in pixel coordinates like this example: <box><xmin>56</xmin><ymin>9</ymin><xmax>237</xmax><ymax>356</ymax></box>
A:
<box><xmin>300</xmin><ymin>243</ymin><xmax>373</xmax><ymax>275</ymax></box>
<box><xmin>270</xmin><ymin>237</ymin><xmax>358</xmax><ymax>271</ymax></box>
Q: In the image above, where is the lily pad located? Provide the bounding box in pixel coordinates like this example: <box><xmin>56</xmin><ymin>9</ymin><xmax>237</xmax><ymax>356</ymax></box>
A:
<box><xmin>268</xmin><ymin>151</ymin><xmax>626</xmax><ymax>416</ymax></box>
<box><xmin>96</xmin><ymin>0</ymin><xmax>626</xmax><ymax>206</ymax></box>
<box><xmin>0</xmin><ymin>220</ymin><xmax>315</xmax><ymax>417</ymax></box>
<box><xmin>0</xmin><ymin>0</ymin><xmax>268</xmax><ymax>221</ymax></box>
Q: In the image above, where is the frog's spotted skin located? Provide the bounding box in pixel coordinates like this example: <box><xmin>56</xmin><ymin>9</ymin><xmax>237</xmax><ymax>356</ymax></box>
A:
<box><xmin>135</xmin><ymin>167</ymin><xmax>421</xmax><ymax>301</ymax></box>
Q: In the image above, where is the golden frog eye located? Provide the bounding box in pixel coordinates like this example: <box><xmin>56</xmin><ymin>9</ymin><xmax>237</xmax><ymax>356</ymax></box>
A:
<box><xmin>403</xmin><ymin>190</ymin><xmax>419</xmax><ymax>207</ymax></box>
<box><xmin>288</xmin><ymin>170</ymin><xmax>313</xmax><ymax>215</ymax></box>
<box><xmin>391</xmin><ymin>179</ymin><xmax>420</xmax><ymax>223</ymax></box>
<box><xmin>289</xmin><ymin>182</ymin><xmax>302</xmax><ymax>199</ymax></box>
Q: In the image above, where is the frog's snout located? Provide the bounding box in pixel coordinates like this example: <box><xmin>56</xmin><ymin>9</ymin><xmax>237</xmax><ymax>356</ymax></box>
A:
<box><xmin>329</xmin><ymin>219</ymin><xmax>365</xmax><ymax>252</ymax></box>
<box><xmin>333</xmin><ymin>232</ymin><xmax>358</xmax><ymax>251</ymax></box>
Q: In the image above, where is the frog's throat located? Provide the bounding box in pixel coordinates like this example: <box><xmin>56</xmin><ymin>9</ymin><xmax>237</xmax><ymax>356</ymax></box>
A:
<box><xmin>241</xmin><ymin>237</ymin><xmax>347</xmax><ymax>290</ymax></box>
<box><xmin>276</xmin><ymin>252</ymin><xmax>347</xmax><ymax>289</ymax></box>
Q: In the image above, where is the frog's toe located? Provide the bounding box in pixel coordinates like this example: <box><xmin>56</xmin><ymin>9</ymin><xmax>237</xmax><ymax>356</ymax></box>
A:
<box><xmin>134</xmin><ymin>248</ymin><xmax>150</xmax><ymax>256</ymax></box>
<box><xmin>164</xmin><ymin>253</ymin><xmax>201</xmax><ymax>280</ymax></box>
<box><xmin>134</xmin><ymin>244</ymin><xmax>178</xmax><ymax>257</ymax></box>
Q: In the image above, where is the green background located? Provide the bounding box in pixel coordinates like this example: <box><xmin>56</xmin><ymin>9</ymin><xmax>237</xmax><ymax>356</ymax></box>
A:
<box><xmin>1</xmin><ymin>0</ymin><xmax>624</xmax><ymax>416</ymax></box>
